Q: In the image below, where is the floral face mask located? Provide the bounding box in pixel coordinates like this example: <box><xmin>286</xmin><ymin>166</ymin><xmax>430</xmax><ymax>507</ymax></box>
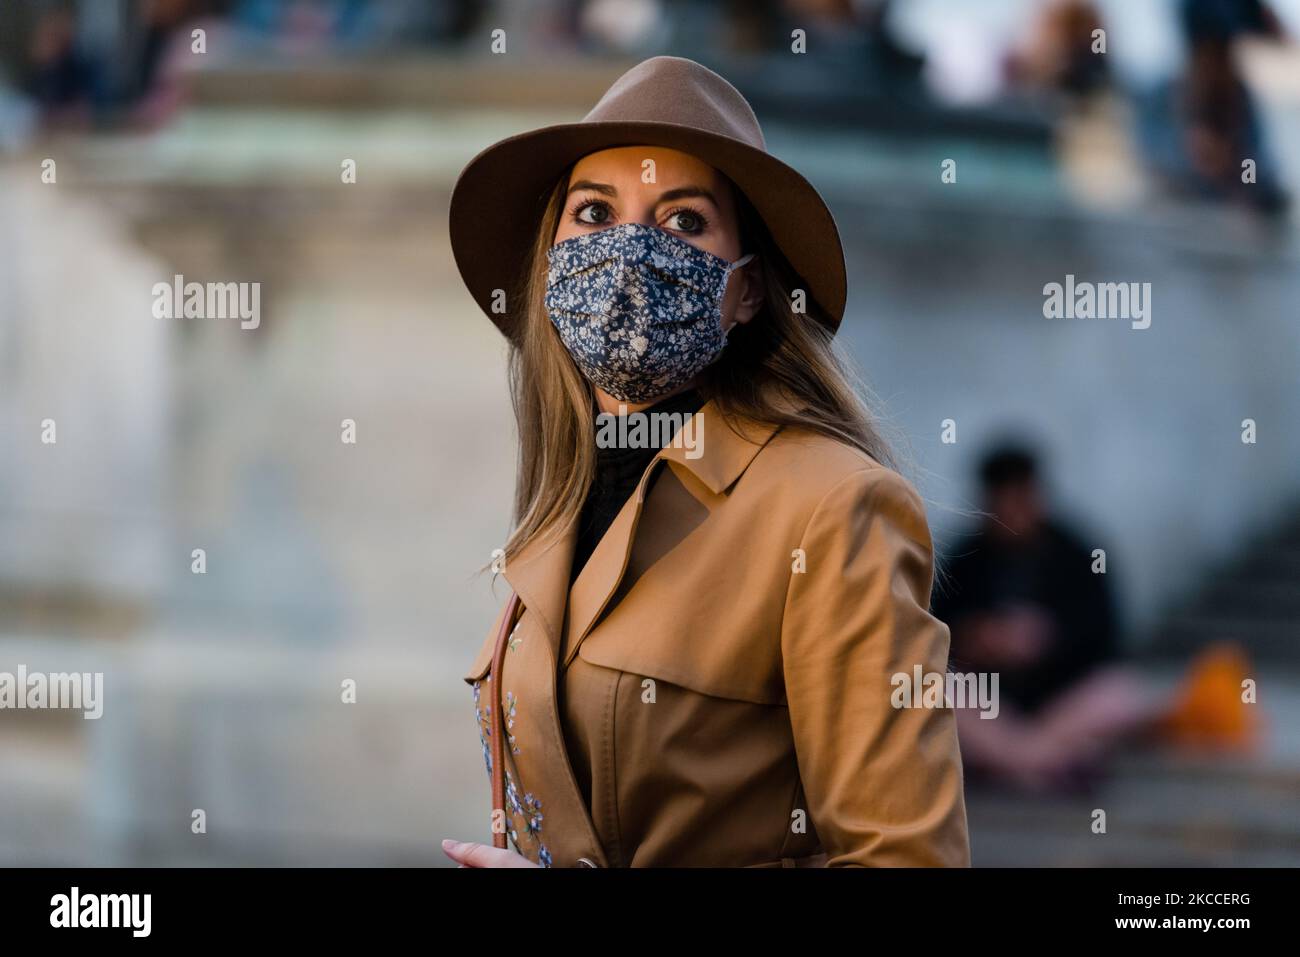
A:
<box><xmin>544</xmin><ymin>222</ymin><xmax>754</xmax><ymax>403</ymax></box>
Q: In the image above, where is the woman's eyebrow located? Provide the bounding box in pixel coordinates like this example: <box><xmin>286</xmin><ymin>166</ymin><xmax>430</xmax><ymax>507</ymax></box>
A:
<box><xmin>567</xmin><ymin>179</ymin><xmax>617</xmax><ymax>196</ymax></box>
<box><xmin>565</xmin><ymin>181</ymin><xmax>719</xmax><ymax>206</ymax></box>
<box><xmin>656</xmin><ymin>185</ymin><xmax>718</xmax><ymax>206</ymax></box>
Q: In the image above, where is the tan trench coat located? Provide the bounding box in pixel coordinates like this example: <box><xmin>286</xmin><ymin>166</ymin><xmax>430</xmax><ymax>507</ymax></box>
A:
<box><xmin>463</xmin><ymin>399</ymin><xmax>970</xmax><ymax>867</ymax></box>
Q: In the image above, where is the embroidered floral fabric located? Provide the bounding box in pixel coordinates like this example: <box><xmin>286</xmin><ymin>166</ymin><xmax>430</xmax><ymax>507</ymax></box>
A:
<box><xmin>471</xmin><ymin>675</ymin><xmax>553</xmax><ymax>867</ymax></box>
<box><xmin>544</xmin><ymin>222</ymin><xmax>749</xmax><ymax>402</ymax></box>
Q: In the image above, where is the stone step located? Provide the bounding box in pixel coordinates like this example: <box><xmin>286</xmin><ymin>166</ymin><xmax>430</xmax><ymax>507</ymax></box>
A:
<box><xmin>966</xmin><ymin>752</ymin><xmax>1300</xmax><ymax>866</ymax></box>
<box><xmin>185</xmin><ymin>56</ymin><xmax>621</xmax><ymax>111</ymax></box>
<box><xmin>1151</xmin><ymin>615</ymin><xmax>1300</xmax><ymax>660</ymax></box>
<box><xmin>1186</xmin><ymin>580</ymin><xmax>1300</xmax><ymax>618</ymax></box>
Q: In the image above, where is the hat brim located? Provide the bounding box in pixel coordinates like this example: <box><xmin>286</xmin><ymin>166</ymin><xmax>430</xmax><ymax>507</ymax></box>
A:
<box><xmin>448</xmin><ymin>121</ymin><xmax>847</xmax><ymax>342</ymax></box>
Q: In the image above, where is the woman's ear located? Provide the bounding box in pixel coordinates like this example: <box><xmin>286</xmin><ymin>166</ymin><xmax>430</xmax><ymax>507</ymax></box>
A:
<box><xmin>728</xmin><ymin>258</ymin><xmax>764</xmax><ymax>328</ymax></box>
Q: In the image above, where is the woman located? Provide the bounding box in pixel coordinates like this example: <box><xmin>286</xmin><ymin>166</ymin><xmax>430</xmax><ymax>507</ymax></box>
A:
<box><xmin>441</xmin><ymin>56</ymin><xmax>970</xmax><ymax>868</ymax></box>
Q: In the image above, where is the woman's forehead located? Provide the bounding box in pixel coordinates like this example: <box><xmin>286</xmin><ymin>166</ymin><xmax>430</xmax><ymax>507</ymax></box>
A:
<box><xmin>569</xmin><ymin>145</ymin><xmax>720</xmax><ymax>183</ymax></box>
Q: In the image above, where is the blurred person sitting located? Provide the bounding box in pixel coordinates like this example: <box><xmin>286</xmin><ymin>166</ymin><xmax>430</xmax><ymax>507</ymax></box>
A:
<box><xmin>1179</xmin><ymin>0</ymin><xmax>1289</xmax><ymax>213</ymax></box>
<box><xmin>1004</xmin><ymin>0</ymin><xmax>1110</xmax><ymax>99</ymax></box>
<box><xmin>1134</xmin><ymin>0</ymin><xmax>1290</xmax><ymax>216</ymax></box>
<box><xmin>24</xmin><ymin>7</ymin><xmax>106</xmax><ymax>129</ymax></box>
<box><xmin>934</xmin><ymin>445</ymin><xmax>1165</xmax><ymax>793</ymax></box>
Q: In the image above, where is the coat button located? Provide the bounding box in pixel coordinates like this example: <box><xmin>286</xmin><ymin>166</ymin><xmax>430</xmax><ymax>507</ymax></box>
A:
<box><xmin>576</xmin><ymin>856</ymin><xmax>599</xmax><ymax>868</ymax></box>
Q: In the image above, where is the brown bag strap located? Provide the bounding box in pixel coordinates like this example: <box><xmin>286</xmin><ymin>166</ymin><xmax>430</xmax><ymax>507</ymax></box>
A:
<box><xmin>489</xmin><ymin>592</ymin><xmax>523</xmax><ymax>849</ymax></box>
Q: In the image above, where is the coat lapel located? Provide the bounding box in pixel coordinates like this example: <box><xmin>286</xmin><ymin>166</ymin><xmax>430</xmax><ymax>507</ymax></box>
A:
<box><xmin>493</xmin><ymin>400</ymin><xmax>780</xmax><ymax>672</ymax></box>
<box><xmin>467</xmin><ymin>398</ymin><xmax>781</xmax><ymax>866</ymax></box>
<box><xmin>562</xmin><ymin>461</ymin><xmax>658</xmax><ymax>667</ymax></box>
<box><xmin>471</xmin><ymin>401</ymin><xmax>782</xmax><ymax>678</ymax></box>
<box><xmin>561</xmin><ymin>399</ymin><xmax>781</xmax><ymax>668</ymax></box>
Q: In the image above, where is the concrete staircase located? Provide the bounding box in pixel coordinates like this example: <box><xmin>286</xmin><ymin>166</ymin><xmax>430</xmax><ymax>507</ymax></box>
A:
<box><xmin>1146</xmin><ymin>502</ymin><xmax>1300</xmax><ymax>664</ymax></box>
<box><xmin>968</xmin><ymin>747</ymin><xmax>1300</xmax><ymax>867</ymax></box>
<box><xmin>967</xmin><ymin>504</ymin><xmax>1300</xmax><ymax>867</ymax></box>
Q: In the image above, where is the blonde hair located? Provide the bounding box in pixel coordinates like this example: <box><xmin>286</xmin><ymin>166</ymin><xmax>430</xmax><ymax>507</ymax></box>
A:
<box><xmin>499</xmin><ymin>167</ymin><xmax>903</xmax><ymax>567</ymax></box>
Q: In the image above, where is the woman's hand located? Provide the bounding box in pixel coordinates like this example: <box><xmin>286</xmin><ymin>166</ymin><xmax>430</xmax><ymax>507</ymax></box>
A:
<box><xmin>442</xmin><ymin>838</ymin><xmax>540</xmax><ymax>868</ymax></box>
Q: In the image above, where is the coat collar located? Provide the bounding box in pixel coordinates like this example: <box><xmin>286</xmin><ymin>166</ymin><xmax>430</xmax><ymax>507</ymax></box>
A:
<box><xmin>500</xmin><ymin>398</ymin><xmax>781</xmax><ymax>664</ymax></box>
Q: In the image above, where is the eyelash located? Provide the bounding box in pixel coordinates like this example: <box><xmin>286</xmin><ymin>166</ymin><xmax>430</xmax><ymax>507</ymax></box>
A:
<box><xmin>567</xmin><ymin>199</ymin><xmax>711</xmax><ymax>233</ymax></box>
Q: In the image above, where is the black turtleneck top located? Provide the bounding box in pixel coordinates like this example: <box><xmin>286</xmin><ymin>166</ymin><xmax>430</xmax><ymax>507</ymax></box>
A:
<box><xmin>569</xmin><ymin>388</ymin><xmax>707</xmax><ymax>585</ymax></box>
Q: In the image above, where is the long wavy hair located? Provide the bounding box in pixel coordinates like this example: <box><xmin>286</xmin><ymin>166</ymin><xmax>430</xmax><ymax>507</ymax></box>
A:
<box><xmin>498</xmin><ymin>163</ymin><xmax>906</xmax><ymax>567</ymax></box>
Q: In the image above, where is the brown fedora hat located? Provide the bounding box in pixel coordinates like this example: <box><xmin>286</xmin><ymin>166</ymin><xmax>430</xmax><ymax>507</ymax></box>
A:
<box><xmin>448</xmin><ymin>55</ymin><xmax>847</xmax><ymax>342</ymax></box>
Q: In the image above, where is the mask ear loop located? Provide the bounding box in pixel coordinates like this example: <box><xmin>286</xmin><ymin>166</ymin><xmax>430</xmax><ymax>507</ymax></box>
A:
<box><xmin>719</xmin><ymin>252</ymin><xmax>757</xmax><ymax>342</ymax></box>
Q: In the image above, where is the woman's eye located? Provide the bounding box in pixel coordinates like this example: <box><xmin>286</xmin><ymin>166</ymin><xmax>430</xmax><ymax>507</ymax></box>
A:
<box><xmin>574</xmin><ymin>201</ymin><xmax>611</xmax><ymax>225</ymax></box>
<box><xmin>665</xmin><ymin>209</ymin><xmax>705</xmax><ymax>233</ymax></box>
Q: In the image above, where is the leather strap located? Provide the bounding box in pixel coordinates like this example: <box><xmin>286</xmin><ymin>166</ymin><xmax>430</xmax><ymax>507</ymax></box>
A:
<box><xmin>489</xmin><ymin>592</ymin><xmax>522</xmax><ymax>849</ymax></box>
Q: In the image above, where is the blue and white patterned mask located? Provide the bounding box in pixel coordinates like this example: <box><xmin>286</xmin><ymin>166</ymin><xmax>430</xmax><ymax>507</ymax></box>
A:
<box><xmin>544</xmin><ymin>223</ymin><xmax>754</xmax><ymax>403</ymax></box>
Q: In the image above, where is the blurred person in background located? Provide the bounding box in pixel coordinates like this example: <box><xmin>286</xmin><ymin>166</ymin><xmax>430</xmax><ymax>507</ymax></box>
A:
<box><xmin>122</xmin><ymin>0</ymin><xmax>214</xmax><ymax>129</ymax></box>
<box><xmin>936</xmin><ymin>443</ymin><xmax>1262</xmax><ymax>794</ymax></box>
<box><xmin>23</xmin><ymin>5</ymin><xmax>106</xmax><ymax>129</ymax></box>
<box><xmin>1137</xmin><ymin>0</ymin><xmax>1290</xmax><ymax>214</ymax></box>
<box><xmin>231</xmin><ymin>0</ymin><xmax>482</xmax><ymax>49</ymax></box>
<box><xmin>1179</xmin><ymin>0</ymin><xmax>1289</xmax><ymax>211</ymax></box>
<box><xmin>8</xmin><ymin>0</ymin><xmax>214</xmax><ymax>130</ymax></box>
<box><xmin>936</xmin><ymin>445</ymin><xmax>1162</xmax><ymax>793</ymax></box>
<box><xmin>1005</xmin><ymin>0</ymin><xmax>1111</xmax><ymax>99</ymax></box>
